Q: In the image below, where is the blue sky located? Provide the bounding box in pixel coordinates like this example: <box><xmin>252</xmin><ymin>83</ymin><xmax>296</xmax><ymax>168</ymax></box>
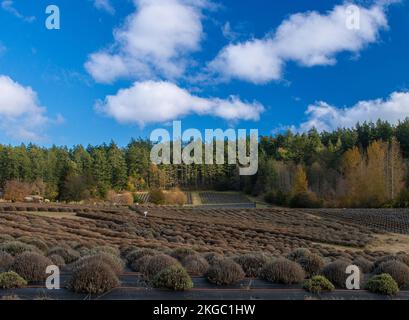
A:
<box><xmin>0</xmin><ymin>0</ymin><xmax>408</xmax><ymax>146</ymax></box>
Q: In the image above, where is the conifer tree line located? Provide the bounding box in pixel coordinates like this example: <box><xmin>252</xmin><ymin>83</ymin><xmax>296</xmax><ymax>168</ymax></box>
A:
<box><xmin>0</xmin><ymin>119</ymin><xmax>409</xmax><ymax>207</ymax></box>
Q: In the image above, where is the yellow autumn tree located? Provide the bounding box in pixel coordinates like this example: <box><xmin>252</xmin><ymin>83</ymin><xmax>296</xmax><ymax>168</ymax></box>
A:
<box><xmin>293</xmin><ymin>165</ymin><xmax>308</xmax><ymax>194</ymax></box>
<box><xmin>341</xmin><ymin>140</ymin><xmax>406</xmax><ymax>207</ymax></box>
<box><xmin>365</xmin><ymin>140</ymin><xmax>388</xmax><ymax>206</ymax></box>
<box><xmin>341</xmin><ymin>146</ymin><xmax>364</xmax><ymax>207</ymax></box>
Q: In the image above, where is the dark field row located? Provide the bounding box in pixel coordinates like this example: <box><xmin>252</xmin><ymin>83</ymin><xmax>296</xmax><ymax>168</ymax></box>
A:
<box><xmin>1</xmin><ymin>204</ymin><xmax>409</xmax><ymax>300</ymax></box>
<box><xmin>306</xmin><ymin>209</ymin><xmax>409</xmax><ymax>235</ymax></box>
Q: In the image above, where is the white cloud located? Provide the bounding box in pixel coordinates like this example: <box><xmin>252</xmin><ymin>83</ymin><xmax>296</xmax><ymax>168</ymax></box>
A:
<box><xmin>86</xmin><ymin>0</ymin><xmax>209</xmax><ymax>83</ymax></box>
<box><xmin>0</xmin><ymin>75</ymin><xmax>53</xmax><ymax>141</ymax></box>
<box><xmin>93</xmin><ymin>0</ymin><xmax>115</xmax><ymax>14</ymax></box>
<box><xmin>1</xmin><ymin>1</ymin><xmax>35</xmax><ymax>22</ymax></box>
<box><xmin>209</xmin><ymin>3</ymin><xmax>389</xmax><ymax>84</ymax></box>
<box><xmin>210</xmin><ymin>39</ymin><xmax>282</xmax><ymax>84</ymax></box>
<box><xmin>298</xmin><ymin>91</ymin><xmax>409</xmax><ymax>132</ymax></box>
<box><xmin>96</xmin><ymin>81</ymin><xmax>264</xmax><ymax>125</ymax></box>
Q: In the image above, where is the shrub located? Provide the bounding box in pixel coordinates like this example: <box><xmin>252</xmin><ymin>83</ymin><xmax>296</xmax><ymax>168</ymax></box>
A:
<box><xmin>11</xmin><ymin>252</ymin><xmax>53</xmax><ymax>282</ymax></box>
<box><xmin>120</xmin><ymin>245</ymin><xmax>139</xmax><ymax>259</ymax></box>
<box><xmin>0</xmin><ymin>271</ymin><xmax>27</xmax><ymax>289</ymax></box>
<box><xmin>0</xmin><ymin>241</ymin><xmax>39</xmax><ymax>256</ymax></box>
<box><xmin>48</xmin><ymin>254</ymin><xmax>65</xmax><ymax>268</ymax></box>
<box><xmin>352</xmin><ymin>257</ymin><xmax>373</xmax><ymax>273</ymax></box>
<box><xmin>149</xmin><ymin>188</ymin><xmax>165</xmax><ymax>205</ymax></box>
<box><xmin>152</xmin><ymin>265</ymin><xmax>193</xmax><ymax>291</ymax></box>
<box><xmin>0</xmin><ymin>235</ymin><xmax>14</xmax><ymax>243</ymax></box>
<box><xmin>303</xmin><ymin>275</ymin><xmax>335</xmax><ymax>294</ymax></box>
<box><xmin>164</xmin><ymin>188</ymin><xmax>187</xmax><ymax>205</ymax></box>
<box><xmin>71</xmin><ymin>253</ymin><xmax>124</xmax><ymax>275</ymax></box>
<box><xmin>287</xmin><ymin>248</ymin><xmax>311</xmax><ymax>261</ymax></box>
<box><xmin>233</xmin><ymin>253</ymin><xmax>269</xmax><ymax>277</ymax></box>
<box><xmin>18</xmin><ymin>237</ymin><xmax>48</xmax><ymax>253</ymax></box>
<box><xmin>0</xmin><ymin>251</ymin><xmax>13</xmax><ymax>271</ymax></box>
<box><xmin>287</xmin><ymin>249</ymin><xmax>324</xmax><ymax>277</ymax></box>
<box><xmin>397</xmin><ymin>253</ymin><xmax>409</xmax><ymax>267</ymax></box>
<box><xmin>127</xmin><ymin>248</ymin><xmax>157</xmax><ymax>265</ymax></box>
<box><xmin>131</xmin><ymin>255</ymin><xmax>153</xmax><ymax>273</ymax></box>
<box><xmin>365</xmin><ymin>274</ymin><xmax>399</xmax><ymax>295</ymax></box>
<box><xmin>289</xmin><ymin>192</ymin><xmax>322</xmax><ymax>208</ymax></box>
<box><xmin>206</xmin><ymin>259</ymin><xmax>245</xmax><ymax>285</ymax></box>
<box><xmin>87</xmin><ymin>246</ymin><xmax>120</xmax><ymax>258</ymax></box>
<box><xmin>321</xmin><ymin>260</ymin><xmax>350</xmax><ymax>288</ymax></box>
<box><xmin>3</xmin><ymin>180</ymin><xmax>32</xmax><ymax>202</ymax></box>
<box><xmin>262</xmin><ymin>258</ymin><xmax>305</xmax><ymax>284</ymax></box>
<box><xmin>170</xmin><ymin>248</ymin><xmax>197</xmax><ymax>262</ymax></box>
<box><xmin>107</xmin><ymin>191</ymin><xmax>133</xmax><ymax>205</ymax></box>
<box><xmin>69</xmin><ymin>260</ymin><xmax>119</xmax><ymax>294</ymax></box>
<box><xmin>264</xmin><ymin>190</ymin><xmax>289</xmax><ymax>206</ymax></box>
<box><xmin>47</xmin><ymin>246</ymin><xmax>80</xmax><ymax>264</ymax></box>
<box><xmin>374</xmin><ymin>254</ymin><xmax>409</xmax><ymax>268</ymax></box>
<box><xmin>375</xmin><ymin>260</ymin><xmax>409</xmax><ymax>288</ymax></box>
<box><xmin>182</xmin><ymin>255</ymin><xmax>209</xmax><ymax>276</ymax></box>
<box><xmin>299</xmin><ymin>254</ymin><xmax>325</xmax><ymax>277</ymax></box>
<box><xmin>143</xmin><ymin>254</ymin><xmax>180</xmax><ymax>279</ymax></box>
<box><xmin>374</xmin><ymin>255</ymin><xmax>398</xmax><ymax>268</ymax></box>
<box><xmin>133</xmin><ymin>193</ymin><xmax>141</xmax><ymax>203</ymax></box>
<box><xmin>203</xmin><ymin>252</ymin><xmax>224</xmax><ymax>265</ymax></box>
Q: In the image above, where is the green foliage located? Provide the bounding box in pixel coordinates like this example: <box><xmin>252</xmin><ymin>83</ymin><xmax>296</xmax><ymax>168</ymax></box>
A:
<box><xmin>303</xmin><ymin>275</ymin><xmax>335</xmax><ymax>294</ymax></box>
<box><xmin>0</xmin><ymin>119</ymin><xmax>408</xmax><ymax>207</ymax></box>
<box><xmin>152</xmin><ymin>265</ymin><xmax>193</xmax><ymax>291</ymax></box>
<box><xmin>133</xmin><ymin>193</ymin><xmax>141</xmax><ymax>203</ymax></box>
<box><xmin>0</xmin><ymin>271</ymin><xmax>27</xmax><ymax>289</ymax></box>
<box><xmin>365</xmin><ymin>274</ymin><xmax>399</xmax><ymax>295</ymax></box>
<box><xmin>289</xmin><ymin>192</ymin><xmax>322</xmax><ymax>208</ymax></box>
<box><xmin>264</xmin><ymin>190</ymin><xmax>289</xmax><ymax>206</ymax></box>
<box><xmin>149</xmin><ymin>188</ymin><xmax>165</xmax><ymax>205</ymax></box>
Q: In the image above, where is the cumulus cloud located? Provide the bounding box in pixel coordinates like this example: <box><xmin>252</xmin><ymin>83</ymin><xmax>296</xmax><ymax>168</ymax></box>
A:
<box><xmin>0</xmin><ymin>75</ymin><xmax>54</xmax><ymax>141</ymax></box>
<box><xmin>298</xmin><ymin>91</ymin><xmax>409</xmax><ymax>132</ymax></box>
<box><xmin>93</xmin><ymin>0</ymin><xmax>115</xmax><ymax>14</ymax></box>
<box><xmin>209</xmin><ymin>3</ymin><xmax>389</xmax><ymax>84</ymax></box>
<box><xmin>86</xmin><ymin>0</ymin><xmax>209</xmax><ymax>83</ymax></box>
<box><xmin>96</xmin><ymin>81</ymin><xmax>264</xmax><ymax>125</ymax></box>
<box><xmin>1</xmin><ymin>0</ymin><xmax>35</xmax><ymax>22</ymax></box>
